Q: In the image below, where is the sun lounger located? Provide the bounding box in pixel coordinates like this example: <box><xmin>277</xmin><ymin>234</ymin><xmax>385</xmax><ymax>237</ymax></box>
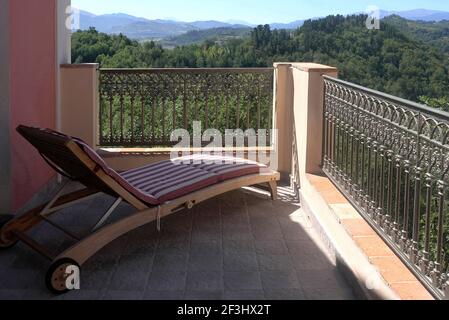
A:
<box><xmin>0</xmin><ymin>126</ymin><xmax>280</xmax><ymax>293</ymax></box>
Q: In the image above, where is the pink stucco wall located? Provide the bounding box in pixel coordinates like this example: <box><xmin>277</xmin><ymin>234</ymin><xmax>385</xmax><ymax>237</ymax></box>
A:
<box><xmin>9</xmin><ymin>0</ymin><xmax>57</xmax><ymax>210</ymax></box>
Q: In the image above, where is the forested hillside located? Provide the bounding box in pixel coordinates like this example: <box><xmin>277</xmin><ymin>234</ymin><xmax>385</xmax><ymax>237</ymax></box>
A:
<box><xmin>158</xmin><ymin>27</ymin><xmax>251</xmax><ymax>48</ymax></box>
<box><xmin>383</xmin><ymin>15</ymin><xmax>449</xmax><ymax>54</ymax></box>
<box><xmin>72</xmin><ymin>14</ymin><xmax>449</xmax><ymax>107</ymax></box>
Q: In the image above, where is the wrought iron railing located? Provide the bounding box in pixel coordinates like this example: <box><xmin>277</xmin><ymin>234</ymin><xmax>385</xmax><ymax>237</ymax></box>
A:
<box><xmin>323</xmin><ymin>76</ymin><xmax>449</xmax><ymax>299</ymax></box>
<box><xmin>99</xmin><ymin>68</ymin><xmax>274</xmax><ymax>147</ymax></box>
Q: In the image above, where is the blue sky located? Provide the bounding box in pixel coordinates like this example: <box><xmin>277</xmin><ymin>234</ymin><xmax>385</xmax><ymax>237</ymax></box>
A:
<box><xmin>72</xmin><ymin>0</ymin><xmax>449</xmax><ymax>24</ymax></box>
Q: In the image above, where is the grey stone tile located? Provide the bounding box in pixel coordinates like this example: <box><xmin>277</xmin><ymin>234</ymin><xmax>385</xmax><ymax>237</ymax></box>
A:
<box><xmin>196</xmin><ymin>200</ymin><xmax>220</xmax><ymax>216</ymax></box>
<box><xmin>260</xmin><ymin>271</ymin><xmax>300</xmax><ymax>290</ymax></box>
<box><xmin>286</xmin><ymin>240</ymin><xmax>317</xmax><ymax>255</ymax></box>
<box><xmin>291</xmin><ymin>253</ymin><xmax>334</xmax><ymax>271</ymax></box>
<box><xmin>185</xmin><ymin>291</ymin><xmax>223</xmax><ymax>300</ymax></box>
<box><xmin>303</xmin><ymin>287</ymin><xmax>355</xmax><ymax>300</ymax></box>
<box><xmin>287</xmin><ymin>240</ymin><xmax>334</xmax><ymax>271</ymax></box>
<box><xmin>81</xmin><ymin>270</ymin><xmax>114</xmax><ymax>290</ymax></box>
<box><xmin>20</xmin><ymin>290</ymin><xmax>60</xmax><ymax>300</ymax></box>
<box><xmin>0</xmin><ymin>290</ymin><xmax>33</xmax><ymax>300</ymax></box>
<box><xmin>108</xmin><ymin>271</ymin><xmax>149</xmax><ymax>291</ymax></box>
<box><xmin>221</xmin><ymin>206</ymin><xmax>247</xmax><ymax>216</ymax></box>
<box><xmin>146</xmin><ymin>270</ymin><xmax>186</xmax><ymax>291</ymax></box>
<box><xmin>224</xmin><ymin>290</ymin><xmax>265</xmax><ymax>300</ymax></box>
<box><xmin>108</xmin><ymin>255</ymin><xmax>152</xmax><ymax>291</ymax></box>
<box><xmin>278</xmin><ymin>217</ymin><xmax>312</xmax><ymax>241</ymax></box>
<box><xmin>249</xmin><ymin>217</ymin><xmax>279</xmax><ymax>229</ymax></box>
<box><xmin>252</xmin><ymin>226</ymin><xmax>284</xmax><ymax>241</ymax></box>
<box><xmin>189</xmin><ymin>240</ymin><xmax>222</xmax><ymax>256</ymax></box>
<box><xmin>144</xmin><ymin>290</ymin><xmax>185</xmax><ymax>300</ymax></box>
<box><xmin>223</xmin><ymin>226</ymin><xmax>253</xmax><ymax>241</ymax></box>
<box><xmin>297</xmin><ymin>269</ymin><xmax>349</xmax><ymax>289</ymax></box>
<box><xmin>102</xmin><ymin>290</ymin><xmax>143</xmax><ymax>300</ymax></box>
<box><xmin>264</xmin><ymin>289</ymin><xmax>306</xmax><ymax>300</ymax></box>
<box><xmin>0</xmin><ymin>269</ymin><xmax>42</xmax><ymax>290</ymax></box>
<box><xmin>0</xmin><ymin>247</ymin><xmax>22</xmax><ymax>272</ymax></box>
<box><xmin>281</xmin><ymin>227</ymin><xmax>312</xmax><ymax>241</ymax></box>
<box><xmin>254</xmin><ymin>241</ymin><xmax>288</xmax><ymax>255</ymax></box>
<box><xmin>159</xmin><ymin>229</ymin><xmax>190</xmax><ymax>242</ymax></box>
<box><xmin>224</xmin><ymin>272</ymin><xmax>262</xmax><ymax>290</ymax></box>
<box><xmin>124</xmin><ymin>236</ymin><xmax>158</xmax><ymax>255</ymax></box>
<box><xmin>10</xmin><ymin>250</ymin><xmax>48</xmax><ymax>272</ymax></box>
<box><xmin>188</xmin><ymin>254</ymin><xmax>222</xmax><ymax>271</ymax></box>
<box><xmin>245</xmin><ymin>194</ymin><xmax>271</xmax><ymax>207</ymax></box>
<box><xmin>223</xmin><ymin>240</ymin><xmax>255</xmax><ymax>254</ymax></box>
<box><xmin>193</xmin><ymin>215</ymin><xmax>221</xmax><ymax>229</ymax></box>
<box><xmin>163</xmin><ymin>212</ymin><xmax>193</xmax><ymax>231</ymax></box>
<box><xmin>247</xmin><ymin>203</ymin><xmax>275</xmax><ymax>218</ymax></box>
<box><xmin>191</xmin><ymin>227</ymin><xmax>221</xmax><ymax>242</ymax></box>
<box><xmin>0</xmin><ymin>188</ymin><xmax>358</xmax><ymax>300</ymax></box>
<box><xmin>127</xmin><ymin>223</ymin><xmax>160</xmax><ymax>240</ymax></box>
<box><xmin>115</xmin><ymin>254</ymin><xmax>153</xmax><ymax>272</ymax></box>
<box><xmin>257</xmin><ymin>254</ymin><xmax>294</xmax><ymax>271</ymax></box>
<box><xmin>271</xmin><ymin>203</ymin><xmax>303</xmax><ymax>218</ymax></box>
<box><xmin>152</xmin><ymin>254</ymin><xmax>189</xmax><ymax>272</ymax></box>
<box><xmin>83</xmin><ymin>254</ymin><xmax>119</xmax><ymax>272</ymax></box>
<box><xmin>221</xmin><ymin>214</ymin><xmax>249</xmax><ymax>229</ymax></box>
<box><xmin>62</xmin><ymin>289</ymin><xmax>102</xmax><ymax>300</ymax></box>
<box><xmin>220</xmin><ymin>191</ymin><xmax>246</xmax><ymax>206</ymax></box>
<box><xmin>186</xmin><ymin>271</ymin><xmax>223</xmax><ymax>291</ymax></box>
<box><xmin>157</xmin><ymin>240</ymin><xmax>190</xmax><ymax>255</ymax></box>
<box><xmin>223</xmin><ymin>253</ymin><xmax>258</xmax><ymax>271</ymax></box>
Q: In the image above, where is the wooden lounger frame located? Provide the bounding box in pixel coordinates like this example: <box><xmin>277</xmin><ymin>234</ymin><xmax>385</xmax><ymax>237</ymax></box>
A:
<box><xmin>0</xmin><ymin>138</ymin><xmax>280</xmax><ymax>293</ymax></box>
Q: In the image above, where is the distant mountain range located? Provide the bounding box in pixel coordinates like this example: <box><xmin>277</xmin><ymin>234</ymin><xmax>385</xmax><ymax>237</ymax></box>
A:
<box><xmin>76</xmin><ymin>8</ymin><xmax>449</xmax><ymax>41</ymax></box>
<box><xmin>77</xmin><ymin>10</ymin><xmax>250</xmax><ymax>40</ymax></box>
<box><xmin>379</xmin><ymin>9</ymin><xmax>449</xmax><ymax>21</ymax></box>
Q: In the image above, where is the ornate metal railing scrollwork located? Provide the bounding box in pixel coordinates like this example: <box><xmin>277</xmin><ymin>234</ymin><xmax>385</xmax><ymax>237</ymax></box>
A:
<box><xmin>323</xmin><ymin>75</ymin><xmax>449</xmax><ymax>300</ymax></box>
<box><xmin>99</xmin><ymin>68</ymin><xmax>274</xmax><ymax>147</ymax></box>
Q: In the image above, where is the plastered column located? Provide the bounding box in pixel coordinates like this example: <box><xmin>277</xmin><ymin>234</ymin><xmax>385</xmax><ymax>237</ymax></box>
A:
<box><xmin>291</xmin><ymin>63</ymin><xmax>338</xmax><ymax>185</ymax></box>
<box><xmin>60</xmin><ymin>64</ymin><xmax>100</xmax><ymax>147</ymax></box>
<box><xmin>273</xmin><ymin>63</ymin><xmax>294</xmax><ymax>182</ymax></box>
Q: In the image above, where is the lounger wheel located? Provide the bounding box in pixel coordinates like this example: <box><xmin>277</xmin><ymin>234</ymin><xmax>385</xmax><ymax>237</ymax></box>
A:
<box><xmin>46</xmin><ymin>258</ymin><xmax>81</xmax><ymax>295</ymax></box>
<box><xmin>0</xmin><ymin>215</ymin><xmax>18</xmax><ymax>249</ymax></box>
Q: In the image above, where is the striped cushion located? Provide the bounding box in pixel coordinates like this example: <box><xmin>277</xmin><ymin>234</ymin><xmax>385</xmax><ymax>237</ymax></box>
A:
<box><xmin>78</xmin><ymin>143</ymin><xmax>265</xmax><ymax>204</ymax></box>
<box><xmin>32</xmin><ymin>128</ymin><xmax>267</xmax><ymax>206</ymax></box>
<box><xmin>74</xmin><ymin>139</ymin><xmax>161</xmax><ymax>205</ymax></box>
<box><xmin>121</xmin><ymin>161</ymin><xmax>219</xmax><ymax>203</ymax></box>
<box><xmin>121</xmin><ymin>155</ymin><xmax>265</xmax><ymax>203</ymax></box>
<box><xmin>176</xmin><ymin>154</ymin><xmax>266</xmax><ymax>180</ymax></box>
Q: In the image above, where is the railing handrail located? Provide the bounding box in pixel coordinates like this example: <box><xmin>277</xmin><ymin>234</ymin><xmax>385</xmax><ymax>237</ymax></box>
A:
<box><xmin>323</xmin><ymin>76</ymin><xmax>449</xmax><ymax>300</ymax></box>
<box><xmin>100</xmin><ymin>67</ymin><xmax>274</xmax><ymax>74</ymax></box>
<box><xmin>323</xmin><ymin>75</ymin><xmax>449</xmax><ymax>123</ymax></box>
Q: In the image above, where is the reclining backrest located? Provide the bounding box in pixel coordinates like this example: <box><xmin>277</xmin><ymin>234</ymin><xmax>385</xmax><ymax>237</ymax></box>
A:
<box><xmin>16</xmin><ymin>126</ymin><xmax>120</xmax><ymax>197</ymax></box>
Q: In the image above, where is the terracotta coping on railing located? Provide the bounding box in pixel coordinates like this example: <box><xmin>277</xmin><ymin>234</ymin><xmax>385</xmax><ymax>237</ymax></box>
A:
<box><xmin>306</xmin><ymin>173</ymin><xmax>434</xmax><ymax>300</ymax></box>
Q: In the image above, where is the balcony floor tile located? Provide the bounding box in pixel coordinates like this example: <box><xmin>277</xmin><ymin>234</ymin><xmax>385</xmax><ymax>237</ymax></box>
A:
<box><xmin>0</xmin><ymin>185</ymin><xmax>356</xmax><ymax>300</ymax></box>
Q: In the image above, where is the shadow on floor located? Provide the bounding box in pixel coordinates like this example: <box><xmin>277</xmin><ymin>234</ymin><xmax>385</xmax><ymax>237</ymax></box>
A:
<box><xmin>0</xmin><ymin>185</ymin><xmax>356</xmax><ymax>300</ymax></box>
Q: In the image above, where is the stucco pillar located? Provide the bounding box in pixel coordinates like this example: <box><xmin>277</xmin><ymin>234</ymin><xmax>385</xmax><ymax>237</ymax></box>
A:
<box><xmin>60</xmin><ymin>64</ymin><xmax>100</xmax><ymax>147</ymax></box>
<box><xmin>273</xmin><ymin>63</ymin><xmax>294</xmax><ymax>182</ymax></box>
<box><xmin>291</xmin><ymin>63</ymin><xmax>338</xmax><ymax>186</ymax></box>
<box><xmin>0</xmin><ymin>0</ymin><xmax>12</xmax><ymax>217</ymax></box>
